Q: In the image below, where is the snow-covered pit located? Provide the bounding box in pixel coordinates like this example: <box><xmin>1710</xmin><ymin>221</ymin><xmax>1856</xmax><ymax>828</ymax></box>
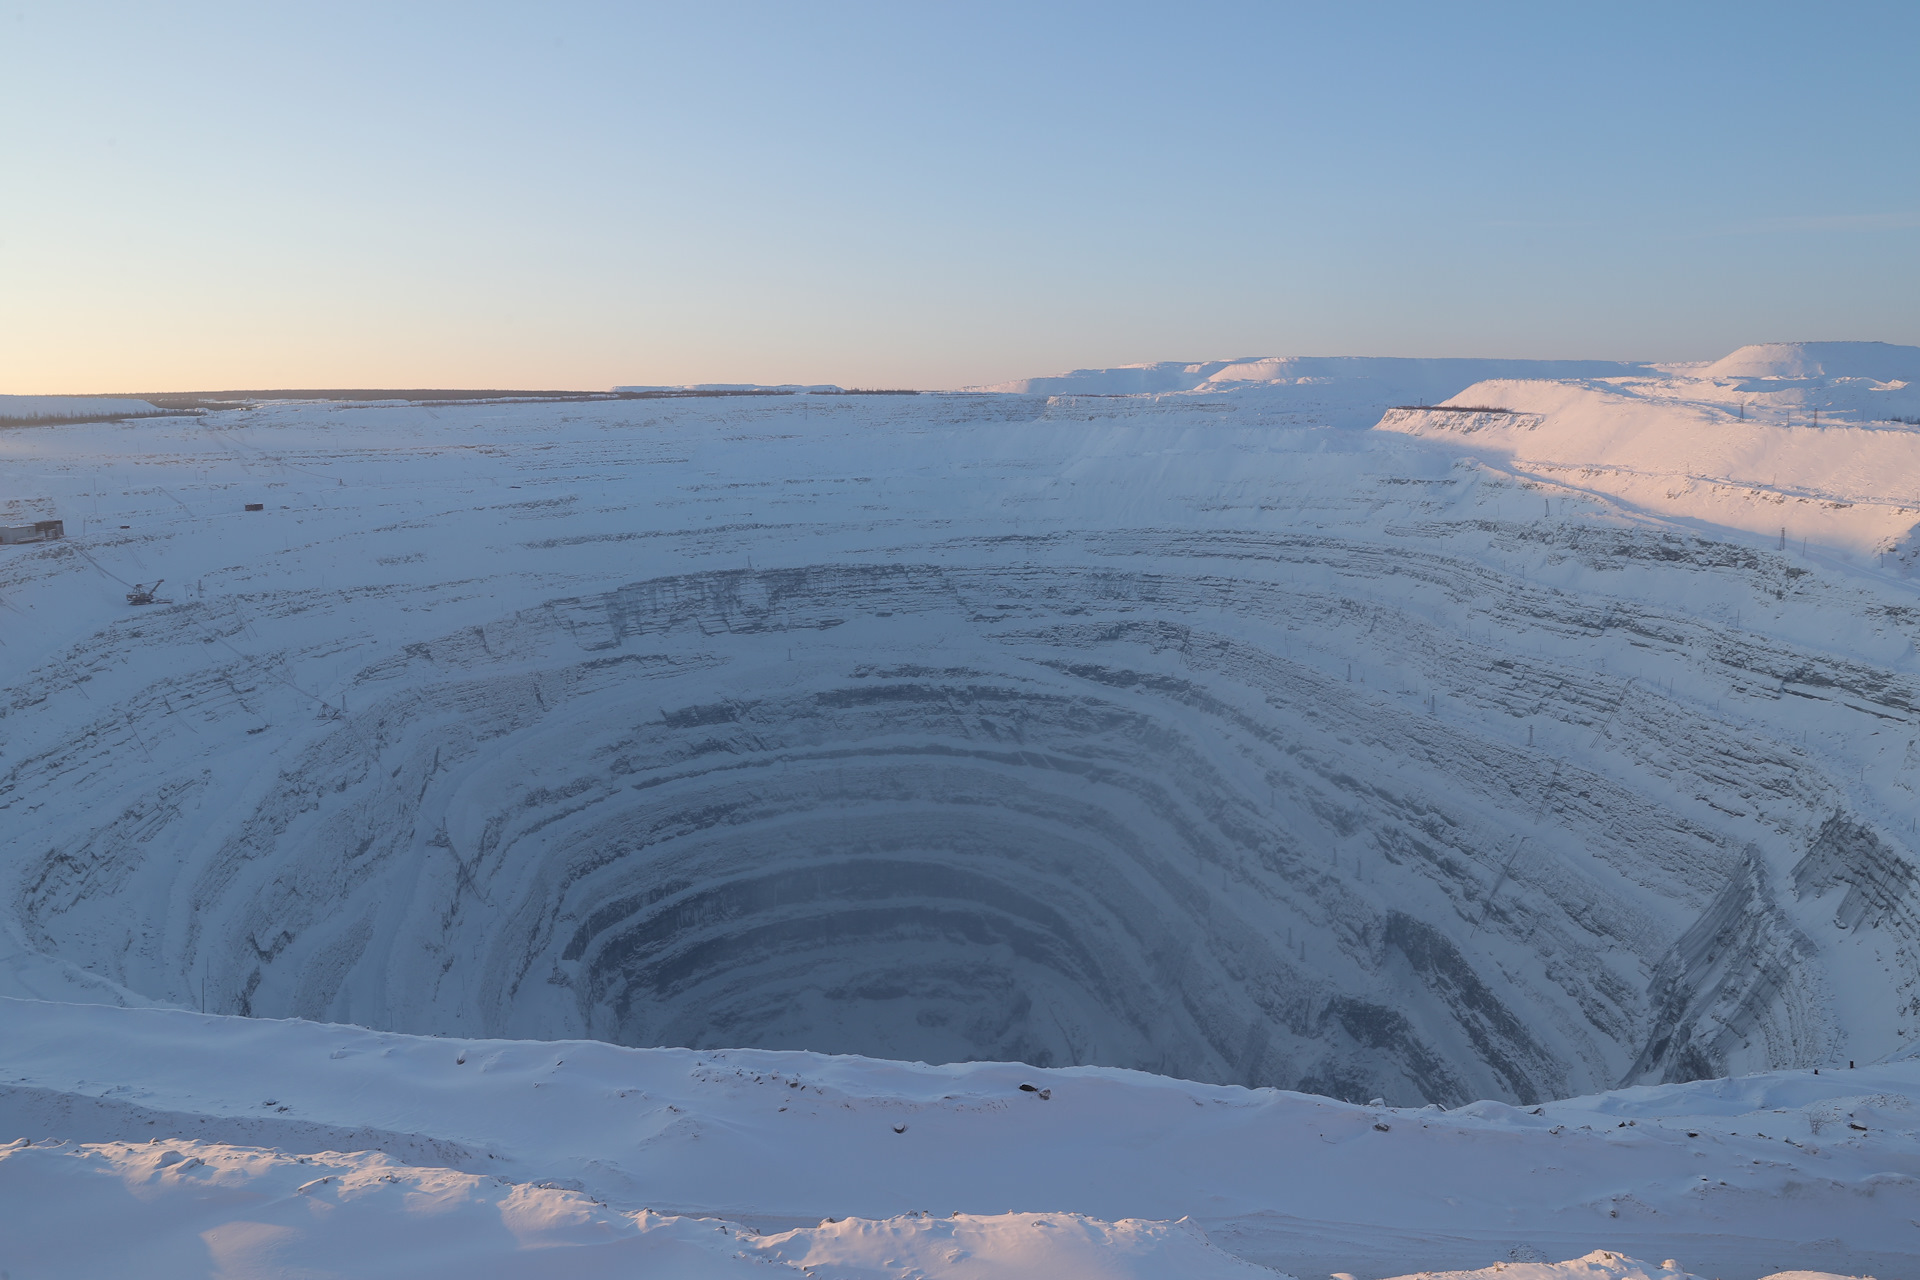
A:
<box><xmin>187</xmin><ymin>563</ymin><xmax>1626</xmax><ymax>1102</ymax></box>
<box><xmin>27</xmin><ymin>554</ymin><xmax>1811</xmax><ymax>1108</ymax></box>
<box><xmin>4</xmin><ymin>379</ymin><xmax>1918</xmax><ymax>1109</ymax></box>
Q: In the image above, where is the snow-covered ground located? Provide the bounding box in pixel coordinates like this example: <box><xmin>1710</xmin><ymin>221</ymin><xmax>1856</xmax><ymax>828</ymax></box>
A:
<box><xmin>960</xmin><ymin>356</ymin><xmax>1656</xmax><ymax>429</ymax></box>
<box><xmin>1377</xmin><ymin>343</ymin><xmax>1920</xmax><ymax>563</ymax></box>
<box><xmin>1</xmin><ymin>342</ymin><xmax>1916</xmax><ymax>1276</ymax></box>
<box><xmin>1</xmin><ymin>998</ymin><xmax>1906</xmax><ymax>1278</ymax></box>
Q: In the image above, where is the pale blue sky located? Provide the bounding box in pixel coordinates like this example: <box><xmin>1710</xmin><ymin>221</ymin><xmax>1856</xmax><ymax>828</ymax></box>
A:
<box><xmin>4</xmin><ymin>2</ymin><xmax>1917</xmax><ymax>391</ymax></box>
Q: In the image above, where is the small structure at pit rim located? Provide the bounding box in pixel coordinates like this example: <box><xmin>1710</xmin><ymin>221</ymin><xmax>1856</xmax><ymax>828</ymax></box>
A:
<box><xmin>1</xmin><ymin>519</ymin><xmax>64</xmax><ymax>544</ymax></box>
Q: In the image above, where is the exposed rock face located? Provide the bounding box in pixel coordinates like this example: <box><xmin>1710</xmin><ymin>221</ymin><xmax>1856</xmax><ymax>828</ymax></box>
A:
<box><xmin>1630</xmin><ymin>850</ymin><xmax>1821</xmax><ymax>1085</ymax></box>
<box><xmin>1794</xmin><ymin>813</ymin><xmax>1920</xmax><ymax>935</ymax></box>
<box><xmin>3</xmin><ymin>391</ymin><xmax>1916</xmax><ymax>1103</ymax></box>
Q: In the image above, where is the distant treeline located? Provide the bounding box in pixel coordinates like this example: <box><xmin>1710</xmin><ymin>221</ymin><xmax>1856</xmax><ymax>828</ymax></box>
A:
<box><xmin>1</xmin><ymin>412</ymin><xmax>191</xmax><ymax>429</ymax></box>
<box><xmin>112</xmin><ymin>389</ymin><xmax>630</xmax><ymax>409</ymax></box>
<box><xmin>623</xmin><ymin>389</ymin><xmax>795</xmax><ymax>399</ymax></box>
<box><xmin>20</xmin><ymin>388</ymin><xmax>949</xmax><ymax>420</ymax></box>
<box><xmin>97</xmin><ymin>389</ymin><xmax>814</xmax><ymax>409</ymax></box>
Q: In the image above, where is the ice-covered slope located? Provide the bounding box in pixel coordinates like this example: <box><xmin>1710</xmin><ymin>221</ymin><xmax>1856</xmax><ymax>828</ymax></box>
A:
<box><xmin>966</xmin><ymin>357</ymin><xmax>1653</xmax><ymax>397</ymax></box>
<box><xmin>963</xmin><ymin>357</ymin><xmax>1655</xmax><ymax>428</ymax></box>
<box><xmin>0</xmin><ymin>998</ymin><xmax>1908</xmax><ymax>1278</ymax></box>
<box><xmin>1377</xmin><ymin>342</ymin><xmax>1920</xmax><ymax>563</ymax></box>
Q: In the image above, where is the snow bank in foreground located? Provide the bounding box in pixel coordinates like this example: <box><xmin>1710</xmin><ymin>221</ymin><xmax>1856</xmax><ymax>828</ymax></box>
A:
<box><xmin>0</xmin><ymin>394</ymin><xmax>164</xmax><ymax>422</ymax></box>
<box><xmin>1380</xmin><ymin>1257</ymin><xmax>1855</xmax><ymax>1280</ymax></box>
<box><xmin>0</xmin><ymin>1139</ymin><xmax>1276</xmax><ymax>1280</ymax></box>
<box><xmin>6</xmin><ymin>1137</ymin><xmax>1845</xmax><ymax>1280</ymax></box>
<box><xmin>0</xmin><ymin>1147</ymin><xmax>1871</xmax><ymax>1280</ymax></box>
<box><xmin>1</xmin><ymin>999</ymin><xmax>1910</xmax><ymax>1278</ymax></box>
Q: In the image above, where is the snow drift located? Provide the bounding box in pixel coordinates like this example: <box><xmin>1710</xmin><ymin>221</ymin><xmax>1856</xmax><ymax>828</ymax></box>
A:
<box><xmin>965</xmin><ymin>356</ymin><xmax>1652</xmax><ymax>397</ymax></box>
<box><xmin>1699</xmin><ymin>340</ymin><xmax>1920</xmax><ymax>383</ymax></box>
<box><xmin>1376</xmin><ymin>342</ymin><xmax>1920</xmax><ymax>563</ymax></box>
<box><xmin>961</xmin><ymin>357</ymin><xmax>1655</xmax><ymax>428</ymax></box>
<box><xmin>0</xmin><ymin>997</ymin><xmax>1908</xmax><ymax>1278</ymax></box>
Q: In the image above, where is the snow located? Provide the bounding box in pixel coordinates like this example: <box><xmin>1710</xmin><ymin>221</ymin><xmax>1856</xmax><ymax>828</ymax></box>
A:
<box><xmin>1698</xmin><ymin>341</ymin><xmax>1920</xmax><ymax>383</ymax></box>
<box><xmin>1374</xmin><ymin>343</ymin><xmax>1920</xmax><ymax>562</ymax></box>
<box><xmin>961</xmin><ymin>357</ymin><xmax>1655</xmax><ymax>428</ymax></box>
<box><xmin>9</xmin><ymin>384</ymin><xmax>1916</xmax><ymax>1093</ymax></box>
<box><xmin>1380</xmin><ymin>1257</ymin><xmax>1857</xmax><ymax>1280</ymax></box>
<box><xmin>0</xmin><ymin>1137</ymin><xmax>1270</xmax><ymax>1279</ymax></box>
<box><xmin>963</xmin><ymin>356</ymin><xmax>1652</xmax><ymax>397</ymax></box>
<box><xmin>1</xmin><ymin>997</ymin><xmax>1910</xmax><ymax>1278</ymax></box>
<box><xmin>2</xmin><ymin>344</ymin><xmax>1918</xmax><ymax>1276</ymax></box>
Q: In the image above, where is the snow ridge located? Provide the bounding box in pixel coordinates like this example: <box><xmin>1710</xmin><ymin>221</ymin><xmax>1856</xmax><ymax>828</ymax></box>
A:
<box><xmin>964</xmin><ymin>356</ymin><xmax>1653</xmax><ymax>397</ymax></box>
<box><xmin>0</xmin><ymin>998</ymin><xmax>1907</xmax><ymax>1278</ymax></box>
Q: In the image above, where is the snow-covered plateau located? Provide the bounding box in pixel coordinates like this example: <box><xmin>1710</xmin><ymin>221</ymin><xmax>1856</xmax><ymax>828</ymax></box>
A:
<box><xmin>2</xmin><ymin>341</ymin><xmax>1917</xmax><ymax>1277</ymax></box>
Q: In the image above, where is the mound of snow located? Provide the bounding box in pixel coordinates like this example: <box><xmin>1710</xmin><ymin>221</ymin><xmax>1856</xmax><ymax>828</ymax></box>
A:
<box><xmin>0</xmin><ymin>394</ymin><xmax>164</xmax><ymax>422</ymax></box>
<box><xmin>967</xmin><ymin>358</ymin><xmax>1246</xmax><ymax>395</ymax></box>
<box><xmin>960</xmin><ymin>355</ymin><xmax>1655</xmax><ymax>430</ymax></box>
<box><xmin>1375</xmin><ymin>355</ymin><xmax>1920</xmax><ymax>560</ymax></box>
<box><xmin>1700</xmin><ymin>341</ymin><xmax>1920</xmax><ymax>384</ymax></box>
<box><xmin>0</xmin><ymin>1138</ymin><xmax>1276</xmax><ymax>1280</ymax></box>
<box><xmin>1380</xmin><ymin>1255</ymin><xmax>1863</xmax><ymax>1280</ymax></box>
<box><xmin>2</xmin><ymin>998</ymin><xmax>1914</xmax><ymax>1278</ymax></box>
<box><xmin>968</xmin><ymin>356</ymin><xmax>1649</xmax><ymax>398</ymax></box>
